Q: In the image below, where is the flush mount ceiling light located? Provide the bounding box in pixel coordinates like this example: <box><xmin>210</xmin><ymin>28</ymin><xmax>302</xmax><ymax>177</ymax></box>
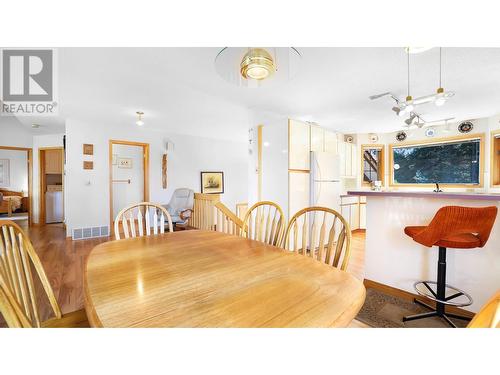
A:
<box><xmin>31</xmin><ymin>123</ymin><xmax>40</xmax><ymax>128</ymax></box>
<box><xmin>240</xmin><ymin>48</ymin><xmax>275</xmax><ymax>81</ymax></box>
<box><xmin>136</xmin><ymin>111</ymin><xmax>144</xmax><ymax>126</ymax></box>
<box><xmin>215</xmin><ymin>47</ymin><xmax>301</xmax><ymax>88</ymax></box>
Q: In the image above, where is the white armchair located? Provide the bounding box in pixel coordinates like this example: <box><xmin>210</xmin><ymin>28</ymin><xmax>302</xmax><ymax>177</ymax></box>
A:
<box><xmin>164</xmin><ymin>188</ymin><xmax>194</xmax><ymax>226</ymax></box>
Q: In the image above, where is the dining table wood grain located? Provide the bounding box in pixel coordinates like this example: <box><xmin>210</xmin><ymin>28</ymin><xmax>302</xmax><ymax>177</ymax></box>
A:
<box><xmin>84</xmin><ymin>230</ymin><xmax>366</xmax><ymax>328</ymax></box>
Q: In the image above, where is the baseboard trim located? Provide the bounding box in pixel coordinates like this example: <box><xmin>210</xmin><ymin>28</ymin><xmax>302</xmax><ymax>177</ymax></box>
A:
<box><xmin>363</xmin><ymin>279</ymin><xmax>475</xmax><ymax>318</ymax></box>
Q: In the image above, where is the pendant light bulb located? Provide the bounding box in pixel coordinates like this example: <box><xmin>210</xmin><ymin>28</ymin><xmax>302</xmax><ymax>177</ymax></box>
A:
<box><xmin>434</xmin><ymin>87</ymin><xmax>446</xmax><ymax>106</ymax></box>
<box><xmin>405</xmin><ymin>95</ymin><xmax>414</xmax><ymax>112</ymax></box>
<box><xmin>434</xmin><ymin>48</ymin><xmax>448</xmax><ymax>107</ymax></box>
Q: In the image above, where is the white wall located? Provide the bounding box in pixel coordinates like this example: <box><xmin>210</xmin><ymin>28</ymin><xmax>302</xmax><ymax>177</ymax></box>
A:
<box><xmin>248</xmin><ymin>110</ymin><xmax>289</xmax><ymax>218</ymax></box>
<box><xmin>0</xmin><ymin>117</ymin><xmax>33</xmax><ymax>148</ymax></box>
<box><xmin>65</xmin><ymin>119</ymin><xmax>248</xmax><ymax>236</ymax></box>
<box><xmin>32</xmin><ymin>134</ymin><xmax>64</xmax><ymax>223</ymax></box>
<box><xmin>0</xmin><ymin>149</ymin><xmax>28</xmax><ymax>192</ymax></box>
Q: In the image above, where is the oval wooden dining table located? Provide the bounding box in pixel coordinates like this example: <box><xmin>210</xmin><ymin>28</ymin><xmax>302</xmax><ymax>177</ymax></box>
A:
<box><xmin>84</xmin><ymin>230</ymin><xmax>366</xmax><ymax>328</ymax></box>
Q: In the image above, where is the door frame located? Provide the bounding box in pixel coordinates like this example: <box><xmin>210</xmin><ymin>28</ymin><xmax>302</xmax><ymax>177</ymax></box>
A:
<box><xmin>0</xmin><ymin>145</ymin><xmax>33</xmax><ymax>226</ymax></box>
<box><xmin>109</xmin><ymin>140</ymin><xmax>150</xmax><ymax>234</ymax></box>
<box><xmin>39</xmin><ymin>147</ymin><xmax>64</xmax><ymax>225</ymax></box>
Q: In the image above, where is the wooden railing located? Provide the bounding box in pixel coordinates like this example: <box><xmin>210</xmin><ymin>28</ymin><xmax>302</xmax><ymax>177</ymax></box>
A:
<box><xmin>188</xmin><ymin>193</ymin><xmax>243</xmax><ymax>235</ymax></box>
<box><xmin>235</xmin><ymin>202</ymin><xmax>248</xmax><ymax>221</ymax></box>
<box><xmin>188</xmin><ymin>193</ymin><xmax>219</xmax><ymax>230</ymax></box>
<box><xmin>214</xmin><ymin>202</ymin><xmax>243</xmax><ymax>235</ymax></box>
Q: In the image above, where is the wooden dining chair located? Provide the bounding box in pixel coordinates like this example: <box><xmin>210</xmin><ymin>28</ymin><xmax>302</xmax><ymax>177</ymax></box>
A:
<box><xmin>0</xmin><ymin>220</ymin><xmax>89</xmax><ymax>328</ymax></box>
<box><xmin>114</xmin><ymin>202</ymin><xmax>173</xmax><ymax>240</ymax></box>
<box><xmin>282</xmin><ymin>207</ymin><xmax>352</xmax><ymax>271</ymax></box>
<box><xmin>242</xmin><ymin>201</ymin><xmax>285</xmax><ymax>246</ymax></box>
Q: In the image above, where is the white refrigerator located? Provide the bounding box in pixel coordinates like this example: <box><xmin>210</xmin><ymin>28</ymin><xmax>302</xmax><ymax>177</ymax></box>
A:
<box><xmin>310</xmin><ymin>151</ymin><xmax>341</xmax><ymax>211</ymax></box>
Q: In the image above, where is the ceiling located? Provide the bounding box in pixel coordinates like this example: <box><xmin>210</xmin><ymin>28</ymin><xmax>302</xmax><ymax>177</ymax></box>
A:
<box><xmin>8</xmin><ymin>47</ymin><xmax>500</xmax><ymax>139</ymax></box>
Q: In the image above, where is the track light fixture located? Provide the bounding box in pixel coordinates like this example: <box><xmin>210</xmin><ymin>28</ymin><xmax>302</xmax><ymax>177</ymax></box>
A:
<box><xmin>405</xmin><ymin>113</ymin><xmax>417</xmax><ymax>126</ymax></box>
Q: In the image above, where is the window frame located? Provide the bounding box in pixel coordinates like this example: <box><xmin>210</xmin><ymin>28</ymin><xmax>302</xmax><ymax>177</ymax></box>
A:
<box><xmin>491</xmin><ymin>129</ymin><xmax>500</xmax><ymax>187</ymax></box>
<box><xmin>389</xmin><ymin>133</ymin><xmax>485</xmax><ymax>188</ymax></box>
<box><xmin>360</xmin><ymin>144</ymin><xmax>385</xmax><ymax>187</ymax></box>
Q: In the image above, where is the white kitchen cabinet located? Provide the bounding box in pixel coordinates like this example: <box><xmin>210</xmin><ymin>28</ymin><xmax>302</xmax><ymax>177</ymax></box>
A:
<box><xmin>340</xmin><ymin>195</ymin><xmax>362</xmax><ymax>231</ymax></box>
<box><xmin>310</xmin><ymin>125</ymin><xmax>324</xmax><ymax>152</ymax></box>
<box><xmin>341</xmin><ymin>204</ymin><xmax>351</xmax><ymax>229</ymax></box>
<box><xmin>288</xmin><ymin>119</ymin><xmax>310</xmax><ymax>170</ymax></box>
<box><xmin>338</xmin><ymin>141</ymin><xmax>357</xmax><ymax>178</ymax></box>
<box><xmin>288</xmin><ymin>171</ymin><xmax>310</xmax><ymax>218</ymax></box>
<box><xmin>351</xmin><ymin>143</ymin><xmax>358</xmax><ymax>177</ymax></box>
<box><xmin>345</xmin><ymin>144</ymin><xmax>352</xmax><ymax>176</ymax></box>
<box><xmin>338</xmin><ymin>141</ymin><xmax>346</xmax><ymax>176</ymax></box>
<box><xmin>350</xmin><ymin>202</ymin><xmax>359</xmax><ymax>230</ymax></box>
<box><xmin>324</xmin><ymin>130</ymin><xmax>338</xmax><ymax>154</ymax></box>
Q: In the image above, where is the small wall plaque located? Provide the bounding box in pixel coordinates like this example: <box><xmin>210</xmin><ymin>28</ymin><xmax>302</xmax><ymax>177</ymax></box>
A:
<box><xmin>83</xmin><ymin>144</ymin><xmax>94</xmax><ymax>155</ymax></box>
<box><xmin>83</xmin><ymin>161</ymin><xmax>93</xmax><ymax>170</ymax></box>
<box><xmin>117</xmin><ymin>158</ymin><xmax>133</xmax><ymax>169</ymax></box>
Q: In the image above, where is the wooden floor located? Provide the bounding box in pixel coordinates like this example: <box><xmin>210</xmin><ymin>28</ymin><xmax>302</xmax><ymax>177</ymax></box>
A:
<box><xmin>4</xmin><ymin>221</ymin><xmax>367</xmax><ymax>327</ymax></box>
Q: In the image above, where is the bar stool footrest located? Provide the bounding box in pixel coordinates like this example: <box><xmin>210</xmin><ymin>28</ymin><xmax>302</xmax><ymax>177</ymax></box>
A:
<box><xmin>413</xmin><ymin>281</ymin><xmax>473</xmax><ymax>307</ymax></box>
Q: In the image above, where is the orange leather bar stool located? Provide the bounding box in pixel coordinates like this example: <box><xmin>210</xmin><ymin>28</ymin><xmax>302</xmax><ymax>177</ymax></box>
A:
<box><xmin>403</xmin><ymin>205</ymin><xmax>498</xmax><ymax>327</ymax></box>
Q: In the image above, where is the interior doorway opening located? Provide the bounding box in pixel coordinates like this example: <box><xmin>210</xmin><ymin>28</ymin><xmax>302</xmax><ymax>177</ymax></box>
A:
<box><xmin>39</xmin><ymin>147</ymin><xmax>64</xmax><ymax>225</ymax></box>
<box><xmin>109</xmin><ymin>140</ymin><xmax>150</xmax><ymax>236</ymax></box>
<box><xmin>0</xmin><ymin>146</ymin><xmax>33</xmax><ymax>227</ymax></box>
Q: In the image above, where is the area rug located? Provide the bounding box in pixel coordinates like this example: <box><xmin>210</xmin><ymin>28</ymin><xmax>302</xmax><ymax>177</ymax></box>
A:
<box><xmin>356</xmin><ymin>288</ymin><xmax>469</xmax><ymax>328</ymax></box>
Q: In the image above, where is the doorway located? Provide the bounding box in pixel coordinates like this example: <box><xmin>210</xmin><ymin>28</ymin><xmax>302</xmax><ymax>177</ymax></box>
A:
<box><xmin>0</xmin><ymin>146</ymin><xmax>33</xmax><ymax>227</ymax></box>
<box><xmin>109</xmin><ymin>140</ymin><xmax>150</xmax><ymax>234</ymax></box>
<box><xmin>39</xmin><ymin>147</ymin><xmax>64</xmax><ymax>225</ymax></box>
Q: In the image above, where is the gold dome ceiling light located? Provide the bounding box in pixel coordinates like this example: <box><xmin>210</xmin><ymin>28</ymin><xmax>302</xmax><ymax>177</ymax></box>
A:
<box><xmin>240</xmin><ymin>48</ymin><xmax>276</xmax><ymax>81</ymax></box>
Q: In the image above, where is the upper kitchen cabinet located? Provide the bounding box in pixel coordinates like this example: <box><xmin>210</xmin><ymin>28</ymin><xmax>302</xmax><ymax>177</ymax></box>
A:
<box><xmin>324</xmin><ymin>130</ymin><xmax>338</xmax><ymax>154</ymax></box>
<box><xmin>311</xmin><ymin>126</ymin><xmax>338</xmax><ymax>154</ymax></box>
<box><xmin>310</xmin><ymin>125</ymin><xmax>324</xmax><ymax>152</ymax></box>
<box><xmin>45</xmin><ymin>149</ymin><xmax>63</xmax><ymax>174</ymax></box>
<box><xmin>338</xmin><ymin>141</ymin><xmax>357</xmax><ymax>178</ymax></box>
<box><xmin>288</xmin><ymin>119</ymin><xmax>310</xmax><ymax>170</ymax></box>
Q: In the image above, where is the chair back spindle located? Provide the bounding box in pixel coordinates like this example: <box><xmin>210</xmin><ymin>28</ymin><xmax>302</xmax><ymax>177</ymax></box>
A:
<box><xmin>0</xmin><ymin>220</ymin><xmax>62</xmax><ymax>327</ymax></box>
<box><xmin>282</xmin><ymin>207</ymin><xmax>352</xmax><ymax>271</ymax></box>
<box><xmin>242</xmin><ymin>201</ymin><xmax>285</xmax><ymax>246</ymax></box>
<box><xmin>114</xmin><ymin>202</ymin><xmax>173</xmax><ymax>240</ymax></box>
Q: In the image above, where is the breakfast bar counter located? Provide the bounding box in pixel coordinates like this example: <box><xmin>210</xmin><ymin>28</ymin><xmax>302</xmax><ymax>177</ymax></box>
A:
<box><xmin>348</xmin><ymin>190</ymin><xmax>500</xmax><ymax>201</ymax></box>
<box><xmin>347</xmin><ymin>190</ymin><xmax>500</xmax><ymax>312</ymax></box>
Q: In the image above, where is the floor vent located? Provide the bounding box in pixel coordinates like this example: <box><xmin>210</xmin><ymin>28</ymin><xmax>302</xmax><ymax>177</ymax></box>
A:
<box><xmin>72</xmin><ymin>226</ymin><xmax>110</xmax><ymax>240</ymax></box>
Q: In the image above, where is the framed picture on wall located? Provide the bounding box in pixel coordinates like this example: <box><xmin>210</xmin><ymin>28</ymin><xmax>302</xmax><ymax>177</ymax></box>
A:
<box><xmin>200</xmin><ymin>171</ymin><xmax>224</xmax><ymax>194</ymax></box>
<box><xmin>0</xmin><ymin>159</ymin><xmax>10</xmax><ymax>187</ymax></box>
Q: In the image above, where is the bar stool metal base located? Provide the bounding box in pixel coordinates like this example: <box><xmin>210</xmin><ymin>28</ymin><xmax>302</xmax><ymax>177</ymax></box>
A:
<box><xmin>403</xmin><ymin>298</ymin><xmax>472</xmax><ymax>328</ymax></box>
<box><xmin>403</xmin><ymin>246</ymin><xmax>473</xmax><ymax>328</ymax></box>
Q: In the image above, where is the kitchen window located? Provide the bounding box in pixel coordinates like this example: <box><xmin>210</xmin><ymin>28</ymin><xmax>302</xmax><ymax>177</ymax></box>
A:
<box><xmin>390</xmin><ymin>134</ymin><xmax>484</xmax><ymax>186</ymax></box>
